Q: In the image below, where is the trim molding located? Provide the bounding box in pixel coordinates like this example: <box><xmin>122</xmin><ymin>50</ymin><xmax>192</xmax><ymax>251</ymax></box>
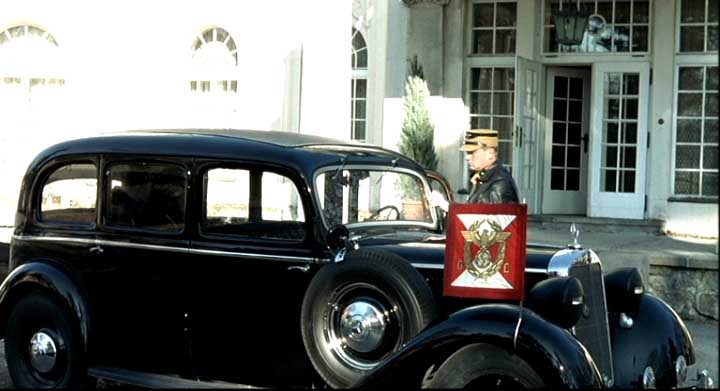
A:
<box><xmin>12</xmin><ymin>235</ymin><xmax>317</xmax><ymax>263</ymax></box>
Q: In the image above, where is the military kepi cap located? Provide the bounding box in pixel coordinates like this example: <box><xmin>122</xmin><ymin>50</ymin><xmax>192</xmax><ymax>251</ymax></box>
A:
<box><xmin>460</xmin><ymin>129</ymin><xmax>499</xmax><ymax>152</ymax></box>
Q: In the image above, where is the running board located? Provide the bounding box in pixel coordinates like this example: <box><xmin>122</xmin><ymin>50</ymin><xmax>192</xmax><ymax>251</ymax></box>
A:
<box><xmin>88</xmin><ymin>367</ymin><xmax>261</xmax><ymax>389</ymax></box>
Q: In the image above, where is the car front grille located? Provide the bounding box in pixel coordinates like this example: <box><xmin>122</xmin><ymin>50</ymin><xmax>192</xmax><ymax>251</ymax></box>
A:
<box><xmin>570</xmin><ymin>262</ymin><xmax>613</xmax><ymax>386</ymax></box>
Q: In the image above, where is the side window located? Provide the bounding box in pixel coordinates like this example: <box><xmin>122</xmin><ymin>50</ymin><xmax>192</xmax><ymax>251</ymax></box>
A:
<box><xmin>106</xmin><ymin>162</ymin><xmax>186</xmax><ymax>232</ymax></box>
<box><xmin>40</xmin><ymin>163</ymin><xmax>97</xmax><ymax>224</ymax></box>
<box><xmin>203</xmin><ymin>168</ymin><xmax>306</xmax><ymax>241</ymax></box>
<box><xmin>205</xmin><ymin>168</ymin><xmax>250</xmax><ymax>226</ymax></box>
<box><xmin>261</xmin><ymin>172</ymin><xmax>305</xmax><ymax>222</ymax></box>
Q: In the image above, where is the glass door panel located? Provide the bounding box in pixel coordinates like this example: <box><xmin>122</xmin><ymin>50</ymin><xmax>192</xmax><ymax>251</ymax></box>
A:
<box><xmin>543</xmin><ymin>67</ymin><xmax>590</xmax><ymax>215</ymax></box>
<box><xmin>514</xmin><ymin>56</ymin><xmax>542</xmax><ymax>213</ymax></box>
<box><xmin>589</xmin><ymin>63</ymin><xmax>649</xmax><ymax>219</ymax></box>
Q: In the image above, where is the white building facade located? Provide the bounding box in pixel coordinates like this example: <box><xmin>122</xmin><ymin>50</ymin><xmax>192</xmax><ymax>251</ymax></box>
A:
<box><xmin>0</xmin><ymin>0</ymin><xmax>717</xmax><ymax>238</ymax></box>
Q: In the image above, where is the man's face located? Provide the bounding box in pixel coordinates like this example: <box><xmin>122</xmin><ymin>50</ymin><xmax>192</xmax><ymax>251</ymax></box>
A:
<box><xmin>466</xmin><ymin>147</ymin><xmax>497</xmax><ymax>171</ymax></box>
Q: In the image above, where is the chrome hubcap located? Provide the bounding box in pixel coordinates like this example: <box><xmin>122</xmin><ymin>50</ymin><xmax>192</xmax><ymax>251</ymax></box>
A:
<box><xmin>28</xmin><ymin>331</ymin><xmax>58</xmax><ymax>373</ymax></box>
<box><xmin>340</xmin><ymin>301</ymin><xmax>386</xmax><ymax>353</ymax></box>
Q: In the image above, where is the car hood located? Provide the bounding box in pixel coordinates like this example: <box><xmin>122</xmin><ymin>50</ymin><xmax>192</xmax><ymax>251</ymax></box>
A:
<box><xmin>355</xmin><ymin>230</ymin><xmax>447</xmax><ymax>266</ymax></box>
<box><xmin>355</xmin><ymin>229</ymin><xmax>558</xmax><ymax>270</ymax></box>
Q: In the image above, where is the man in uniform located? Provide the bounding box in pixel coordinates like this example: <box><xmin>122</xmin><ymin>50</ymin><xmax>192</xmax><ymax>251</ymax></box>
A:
<box><xmin>460</xmin><ymin>129</ymin><xmax>519</xmax><ymax>204</ymax></box>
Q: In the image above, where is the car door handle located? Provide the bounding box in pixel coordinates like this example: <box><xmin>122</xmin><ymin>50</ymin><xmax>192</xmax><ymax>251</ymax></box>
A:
<box><xmin>288</xmin><ymin>264</ymin><xmax>310</xmax><ymax>272</ymax></box>
<box><xmin>89</xmin><ymin>245</ymin><xmax>104</xmax><ymax>254</ymax></box>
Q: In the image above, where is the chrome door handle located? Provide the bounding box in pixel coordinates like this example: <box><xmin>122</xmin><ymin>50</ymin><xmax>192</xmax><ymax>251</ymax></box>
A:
<box><xmin>288</xmin><ymin>264</ymin><xmax>310</xmax><ymax>272</ymax></box>
<box><xmin>515</xmin><ymin>126</ymin><xmax>524</xmax><ymax>147</ymax></box>
<box><xmin>89</xmin><ymin>245</ymin><xmax>104</xmax><ymax>254</ymax></box>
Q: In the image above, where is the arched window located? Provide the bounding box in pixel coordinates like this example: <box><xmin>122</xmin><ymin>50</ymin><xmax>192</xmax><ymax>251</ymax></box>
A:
<box><xmin>189</xmin><ymin>27</ymin><xmax>238</xmax><ymax>96</ymax></box>
<box><xmin>0</xmin><ymin>24</ymin><xmax>64</xmax><ymax>109</ymax></box>
<box><xmin>351</xmin><ymin>27</ymin><xmax>368</xmax><ymax>141</ymax></box>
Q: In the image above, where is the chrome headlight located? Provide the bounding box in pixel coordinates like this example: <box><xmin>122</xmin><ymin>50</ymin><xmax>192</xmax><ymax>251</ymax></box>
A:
<box><xmin>643</xmin><ymin>366</ymin><xmax>656</xmax><ymax>389</ymax></box>
<box><xmin>676</xmin><ymin>355</ymin><xmax>688</xmax><ymax>385</ymax></box>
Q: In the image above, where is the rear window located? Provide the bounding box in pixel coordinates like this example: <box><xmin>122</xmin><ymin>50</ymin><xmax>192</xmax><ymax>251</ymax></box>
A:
<box><xmin>40</xmin><ymin>163</ymin><xmax>97</xmax><ymax>224</ymax></box>
<box><xmin>106</xmin><ymin>162</ymin><xmax>187</xmax><ymax>232</ymax></box>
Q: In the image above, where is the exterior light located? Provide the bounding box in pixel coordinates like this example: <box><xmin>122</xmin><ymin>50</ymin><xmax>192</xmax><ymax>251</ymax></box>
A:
<box><xmin>552</xmin><ymin>8</ymin><xmax>590</xmax><ymax>46</ymax></box>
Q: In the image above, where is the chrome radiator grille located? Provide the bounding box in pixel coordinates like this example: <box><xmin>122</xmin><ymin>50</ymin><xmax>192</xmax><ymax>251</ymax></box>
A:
<box><xmin>570</xmin><ymin>262</ymin><xmax>613</xmax><ymax>385</ymax></box>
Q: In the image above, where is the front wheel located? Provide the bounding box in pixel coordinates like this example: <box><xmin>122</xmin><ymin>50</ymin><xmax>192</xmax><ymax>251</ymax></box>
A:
<box><xmin>428</xmin><ymin>343</ymin><xmax>545</xmax><ymax>389</ymax></box>
<box><xmin>5</xmin><ymin>292</ymin><xmax>89</xmax><ymax>389</ymax></box>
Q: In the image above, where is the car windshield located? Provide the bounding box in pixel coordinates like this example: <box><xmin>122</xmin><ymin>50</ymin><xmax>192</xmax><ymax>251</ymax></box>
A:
<box><xmin>314</xmin><ymin>167</ymin><xmax>435</xmax><ymax>229</ymax></box>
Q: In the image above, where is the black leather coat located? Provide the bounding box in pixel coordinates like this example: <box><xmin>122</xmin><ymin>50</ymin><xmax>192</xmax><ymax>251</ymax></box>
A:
<box><xmin>467</xmin><ymin>164</ymin><xmax>519</xmax><ymax>204</ymax></box>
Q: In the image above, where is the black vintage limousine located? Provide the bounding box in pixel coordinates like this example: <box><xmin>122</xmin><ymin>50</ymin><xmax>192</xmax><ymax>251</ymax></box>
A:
<box><xmin>0</xmin><ymin>129</ymin><xmax>711</xmax><ymax>389</ymax></box>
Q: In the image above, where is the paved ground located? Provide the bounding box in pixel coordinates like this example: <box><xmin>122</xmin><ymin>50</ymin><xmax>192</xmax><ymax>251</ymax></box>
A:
<box><xmin>527</xmin><ymin>216</ymin><xmax>717</xmax><ymax>277</ymax></box>
<box><xmin>686</xmin><ymin>320</ymin><xmax>720</xmax><ymax>385</ymax></box>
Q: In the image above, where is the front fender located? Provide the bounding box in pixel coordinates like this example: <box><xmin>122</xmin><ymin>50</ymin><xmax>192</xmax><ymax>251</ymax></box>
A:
<box><xmin>0</xmin><ymin>261</ymin><xmax>91</xmax><ymax>351</ymax></box>
<box><xmin>353</xmin><ymin>304</ymin><xmax>603</xmax><ymax>389</ymax></box>
<box><xmin>610</xmin><ymin>293</ymin><xmax>694</xmax><ymax>389</ymax></box>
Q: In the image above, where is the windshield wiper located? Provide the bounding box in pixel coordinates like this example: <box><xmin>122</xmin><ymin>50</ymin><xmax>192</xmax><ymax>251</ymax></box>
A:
<box><xmin>375</xmin><ymin>158</ymin><xmax>399</xmax><ymax>185</ymax></box>
<box><xmin>332</xmin><ymin>156</ymin><xmax>348</xmax><ymax>181</ymax></box>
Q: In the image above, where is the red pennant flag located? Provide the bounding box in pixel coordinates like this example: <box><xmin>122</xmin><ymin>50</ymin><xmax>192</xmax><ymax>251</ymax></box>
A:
<box><xmin>444</xmin><ymin>203</ymin><xmax>527</xmax><ymax>300</ymax></box>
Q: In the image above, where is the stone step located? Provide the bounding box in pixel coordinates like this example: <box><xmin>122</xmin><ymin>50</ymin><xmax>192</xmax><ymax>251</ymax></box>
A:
<box><xmin>529</xmin><ymin>215</ymin><xmax>663</xmax><ymax>234</ymax></box>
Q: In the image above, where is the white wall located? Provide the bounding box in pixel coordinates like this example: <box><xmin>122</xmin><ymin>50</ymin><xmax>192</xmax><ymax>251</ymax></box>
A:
<box><xmin>0</xmin><ymin>0</ymin><xmax>338</xmax><ymax>227</ymax></box>
<box><xmin>647</xmin><ymin>0</ymin><xmax>677</xmax><ymax>221</ymax></box>
<box><xmin>298</xmin><ymin>0</ymin><xmax>351</xmax><ymax>138</ymax></box>
<box><xmin>665</xmin><ymin>202</ymin><xmax>719</xmax><ymax>239</ymax></box>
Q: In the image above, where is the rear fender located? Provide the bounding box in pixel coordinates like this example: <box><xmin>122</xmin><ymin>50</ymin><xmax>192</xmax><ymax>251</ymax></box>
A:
<box><xmin>610</xmin><ymin>293</ymin><xmax>694</xmax><ymax>389</ymax></box>
<box><xmin>353</xmin><ymin>304</ymin><xmax>603</xmax><ymax>389</ymax></box>
<box><xmin>0</xmin><ymin>261</ymin><xmax>91</xmax><ymax>350</ymax></box>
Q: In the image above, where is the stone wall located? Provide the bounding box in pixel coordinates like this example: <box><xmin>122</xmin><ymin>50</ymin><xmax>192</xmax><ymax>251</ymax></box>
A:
<box><xmin>648</xmin><ymin>265</ymin><xmax>719</xmax><ymax>320</ymax></box>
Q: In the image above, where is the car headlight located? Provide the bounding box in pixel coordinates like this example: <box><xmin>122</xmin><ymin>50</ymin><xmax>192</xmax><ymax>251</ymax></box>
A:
<box><xmin>604</xmin><ymin>267</ymin><xmax>644</xmax><ymax>315</ymax></box>
<box><xmin>643</xmin><ymin>366</ymin><xmax>656</xmax><ymax>389</ymax></box>
<box><xmin>676</xmin><ymin>355</ymin><xmax>688</xmax><ymax>385</ymax></box>
<box><xmin>526</xmin><ymin>276</ymin><xmax>584</xmax><ymax>329</ymax></box>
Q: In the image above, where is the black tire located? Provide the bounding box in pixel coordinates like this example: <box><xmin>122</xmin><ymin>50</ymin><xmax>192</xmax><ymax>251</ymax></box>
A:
<box><xmin>301</xmin><ymin>249</ymin><xmax>436</xmax><ymax>388</ymax></box>
<box><xmin>5</xmin><ymin>291</ymin><xmax>89</xmax><ymax>389</ymax></box>
<box><xmin>428</xmin><ymin>343</ymin><xmax>545</xmax><ymax>389</ymax></box>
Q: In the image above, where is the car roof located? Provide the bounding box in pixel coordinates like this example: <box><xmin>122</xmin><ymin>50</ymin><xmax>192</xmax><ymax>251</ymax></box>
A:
<box><xmin>26</xmin><ymin>129</ymin><xmax>426</xmax><ymax>181</ymax></box>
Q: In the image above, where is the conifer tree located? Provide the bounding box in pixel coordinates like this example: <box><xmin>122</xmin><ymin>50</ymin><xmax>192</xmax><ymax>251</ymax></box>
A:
<box><xmin>398</xmin><ymin>55</ymin><xmax>438</xmax><ymax>172</ymax></box>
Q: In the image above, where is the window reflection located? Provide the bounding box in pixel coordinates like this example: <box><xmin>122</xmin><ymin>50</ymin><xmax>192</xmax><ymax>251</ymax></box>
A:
<box><xmin>544</xmin><ymin>0</ymin><xmax>650</xmax><ymax>53</ymax></box>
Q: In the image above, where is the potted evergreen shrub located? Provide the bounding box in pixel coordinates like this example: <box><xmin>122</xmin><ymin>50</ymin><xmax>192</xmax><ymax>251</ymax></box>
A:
<box><xmin>398</xmin><ymin>56</ymin><xmax>438</xmax><ymax>220</ymax></box>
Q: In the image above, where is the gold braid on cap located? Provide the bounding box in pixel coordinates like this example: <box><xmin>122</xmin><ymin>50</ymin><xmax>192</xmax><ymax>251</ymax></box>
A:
<box><xmin>464</xmin><ymin>129</ymin><xmax>499</xmax><ymax>148</ymax></box>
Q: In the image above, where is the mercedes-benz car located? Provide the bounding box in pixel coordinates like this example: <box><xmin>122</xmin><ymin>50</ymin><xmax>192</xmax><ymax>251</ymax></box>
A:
<box><xmin>0</xmin><ymin>129</ymin><xmax>712</xmax><ymax>389</ymax></box>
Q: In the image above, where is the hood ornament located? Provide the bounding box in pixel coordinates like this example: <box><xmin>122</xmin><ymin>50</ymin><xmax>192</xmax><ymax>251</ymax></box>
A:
<box><xmin>569</xmin><ymin>223</ymin><xmax>582</xmax><ymax>249</ymax></box>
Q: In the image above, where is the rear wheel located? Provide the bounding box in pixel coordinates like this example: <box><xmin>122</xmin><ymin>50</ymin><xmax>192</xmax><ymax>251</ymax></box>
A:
<box><xmin>5</xmin><ymin>292</ymin><xmax>89</xmax><ymax>389</ymax></box>
<box><xmin>301</xmin><ymin>249</ymin><xmax>436</xmax><ymax>388</ymax></box>
<box><xmin>428</xmin><ymin>343</ymin><xmax>545</xmax><ymax>389</ymax></box>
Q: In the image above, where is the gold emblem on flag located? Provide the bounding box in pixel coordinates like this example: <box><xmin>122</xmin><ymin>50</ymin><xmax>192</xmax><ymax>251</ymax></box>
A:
<box><xmin>459</xmin><ymin>219</ymin><xmax>512</xmax><ymax>279</ymax></box>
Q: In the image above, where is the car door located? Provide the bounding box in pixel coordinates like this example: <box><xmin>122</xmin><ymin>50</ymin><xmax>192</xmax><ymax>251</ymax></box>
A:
<box><xmin>187</xmin><ymin>161</ymin><xmax>322</xmax><ymax>387</ymax></box>
<box><xmin>91</xmin><ymin>157</ymin><xmax>192</xmax><ymax>375</ymax></box>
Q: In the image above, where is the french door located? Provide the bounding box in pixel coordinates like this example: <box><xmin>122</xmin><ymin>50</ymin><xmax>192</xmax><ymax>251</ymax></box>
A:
<box><xmin>513</xmin><ymin>56</ymin><xmax>542</xmax><ymax>213</ymax></box>
<box><xmin>542</xmin><ymin>67</ymin><xmax>591</xmax><ymax>215</ymax></box>
<box><xmin>588</xmin><ymin>63</ymin><xmax>649</xmax><ymax>219</ymax></box>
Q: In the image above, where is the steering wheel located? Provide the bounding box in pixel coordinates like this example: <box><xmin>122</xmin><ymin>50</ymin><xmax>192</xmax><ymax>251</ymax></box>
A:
<box><xmin>367</xmin><ymin>205</ymin><xmax>400</xmax><ymax>221</ymax></box>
